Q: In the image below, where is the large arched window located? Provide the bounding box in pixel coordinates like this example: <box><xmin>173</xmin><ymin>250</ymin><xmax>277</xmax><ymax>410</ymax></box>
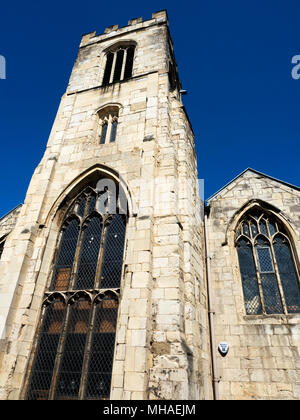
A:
<box><xmin>235</xmin><ymin>208</ymin><xmax>300</xmax><ymax>315</ymax></box>
<box><xmin>102</xmin><ymin>45</ymin><xmax>135</xmax><ymax>85</ymax></box>
<box><xmin>26</xmin><ymin>180</ymin><xmax>127</xmax><ymax>400</ymax></box>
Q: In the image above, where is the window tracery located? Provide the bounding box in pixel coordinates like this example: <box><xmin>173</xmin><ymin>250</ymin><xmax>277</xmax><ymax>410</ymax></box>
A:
<box><xmin>102</xmin><ymin>45</ymin><xmax>135</xmax><ymax>85</ymax></box>
<box><xmin>26</xmin><ymin>180</ymin><xmax>127</xmax><ymax>400</ymax></box>
<box><xmin>235</xmin><ymin>208</ymin><xmax>300</xmax><ymax>315</ymax></box>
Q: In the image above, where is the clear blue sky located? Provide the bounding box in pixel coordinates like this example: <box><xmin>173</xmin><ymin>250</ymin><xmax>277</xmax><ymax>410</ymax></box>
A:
<box><xmin>0</xmin><ymin>0</ymin><xmax>300</xmax><ymax>217</ymax></box>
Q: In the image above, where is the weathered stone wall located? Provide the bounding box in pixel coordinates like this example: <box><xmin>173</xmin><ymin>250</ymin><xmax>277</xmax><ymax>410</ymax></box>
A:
<box><xmin>0</xmin><ymin>11</ymin><xmax>211</xmax><ymax>400</ymax></box>
<box><xmin>206</xmin><ymin>170</ymin><xmax>300</xmax><ymax>399</ymax></box>
<box><xmin>0</xmin><ymin>205</ymin><xmax>22</xmax><ymax>240</ymax></box>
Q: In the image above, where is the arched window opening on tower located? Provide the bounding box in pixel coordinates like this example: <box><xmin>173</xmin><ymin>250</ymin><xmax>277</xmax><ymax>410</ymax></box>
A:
<box><xmin>25</xmin><ymin>179</ymin><xmax>127</xmax><ymax>400</ymax></box>
<box><xmin>168</xmin><ymin>61</ymin><xmax>177</xmax><ymax>91</ymax></box>
<box><xmin>0</xmin><ymin>237</ymin><xmax>5</xmax><ymax>260</ymax></box>
<box><xmin>235</xmin><ymin>208</ymin><xmax>300</xmax><ymax>315</ymax></box>
<box><xmin>102</xmin><ymin>45</ymin><xmax>135</xmax><ymax>85</ymax></box>
<box><xmin>97</xmin><ymin>106</ymin><xmax>119</xmax><ymax>145</ymax></box>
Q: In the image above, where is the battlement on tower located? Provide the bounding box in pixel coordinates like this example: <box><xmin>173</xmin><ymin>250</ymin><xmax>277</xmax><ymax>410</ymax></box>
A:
<box><xmin>80</xmin><ymin>10</ymin><xmax>168</xmax><ymax>48</ymax></box>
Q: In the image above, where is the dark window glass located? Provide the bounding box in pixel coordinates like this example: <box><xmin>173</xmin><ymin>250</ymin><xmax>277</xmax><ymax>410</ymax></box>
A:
<box><xmin>100</xmin><ymin>214</ymin><xmax>126</xmax><ymax>289</ymax></box>
<box><xmin>237</xmin><ymin>238</ymin><xmax>262</xmax><ymax>315</ymax></box>
<box><xmin>168</xmin><ymin>62</ymin><xmax>177</xmax><ymax>91</ymax></box>
<box><xmin>0</xmin><ymin>240</ymin><xmax>5</xmax><ymax>259</ymax></box>
<box><xmin>268</xmin><ymin>220</ymin><xmax>277</xmax><ymax>236</ymax></box>
<box><xmin>51</xmin><ymin>219</ymin><xmax>79</xmax><ymax>291</ymax></box>
<box><xmin>88</xmin><ymin>194</ymin><xmax>97</xmax><ymax>214</ymax></box>
<box><xmin>274</xmin><ymin>235</ymin><xmax>300</xmax><ymax>313</ymax></box>
<box><xmin>124</xmin><ymin>46</ymin><xmax>135</xmax><ymax>79</ymax></box>
<box><xmin>77</xmin><ymin>195</ymin><xmax>87</xmax><ymax>217</ymax></box>
<box><xmin>259</xmin><ymin>219</ymin><xmax>268</xmax><ymax>236</ymax></box>
<box><xmin>250</xmin><ymin>221</ymin><xmax>258</xmax><ymax>237</ymax></box>
<box><xmin>242</xmin><ymin>222</ymin><xmax>250</xmax><ymax>237</ymax></box>
<box><xmin>27</xmin><ymin>182</ymin><xmax>127</xmax><ymax>400</ymax></box>
<box><xmin>100</xmin><ymin>123</ymin><xmax>108</xmax><ymax>145</ymax></box>
<box><xmin>256</xmin><ymin>246</ymin><xmax>274</xmax><ymax>273</ymax></box>
<box><xmin>85</xmin><ymin>297</ymin><xmax>118</xmax><ymax>400</ymax></box>
<box><xmin>236</xmin><ymin>209</ymin><xmax>300</xmax><ymax>315</ymax></box>
<box><xmin>27</xmin><ymin>301</ymin><xmax>66</xmax><ymax>400</ymax></box>
<box><xmin>260</xmin><ymin>272</ymin><xmax>283</xmax><ymax>314</ymax></box>
<box><xmin>102</xmin><ymin>52</ymin><xmax>113</xmax><ymax>85</ymax></box>
<box><xmin>75</xmin><ymin>218</ymin><xmax>102</xmax><ymax>290</ymax></box>
<box><xmin>113</xmin><ymin>49</ymin><xmax>124</xmax><ymax>82</ymax></box>
<box><xmin>110</xmin><ymin>121</ymin><xmax>117</xmax><ymax>143</ymax></box>
<box><xmin>55</xmin><ymin>299</ymin><xmax>91</xmax><ymax>400</ymax></box>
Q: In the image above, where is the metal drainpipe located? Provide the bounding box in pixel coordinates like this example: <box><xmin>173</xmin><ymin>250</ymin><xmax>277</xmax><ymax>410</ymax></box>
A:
<box><xmin>204</xmin><ymin>206</ymin><xmax>220</xmax><ymax>400</ymax></box>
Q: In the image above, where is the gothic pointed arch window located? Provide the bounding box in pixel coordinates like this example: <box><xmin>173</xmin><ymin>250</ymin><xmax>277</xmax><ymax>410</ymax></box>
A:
<box><xmin>102</xmin><ymin>44</ymin><xmax>135</xmax><ymax>85</ymax></box>
<box><xmin>235</xmin><ymin>207</ymin><xmax>300</xmax><ymax>315</ymax></box>
<box><xmin>25</xmin><ymin>179</ymin><xmax>127</xmax><ymax>400</ymax></box>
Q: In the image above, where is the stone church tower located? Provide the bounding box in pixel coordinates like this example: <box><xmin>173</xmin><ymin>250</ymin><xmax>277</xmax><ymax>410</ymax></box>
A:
<box><xmin>0</xmin><ymin>10</ymin><xmax>299</xmax><ymax>401</ymax></box>
<box><xmin>0</xmin><ymin>10</ymin><xmax>212</xmax><ymax>400</ymax></box>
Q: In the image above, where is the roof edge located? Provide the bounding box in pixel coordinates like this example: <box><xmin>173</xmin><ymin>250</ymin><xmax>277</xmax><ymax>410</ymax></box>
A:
<box><xmin>207</xmin><ymin>168</ymin><xmax>300</xmax><ymax>202</ymax></box>
<box><xmin>0</xmin><ymin>204</ymin><xmax>23</xmax><ymax>223</ymax></box>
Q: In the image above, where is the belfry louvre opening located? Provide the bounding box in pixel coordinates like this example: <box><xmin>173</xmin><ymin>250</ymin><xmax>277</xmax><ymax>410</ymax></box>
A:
<box><xmin>102</xmin><ymin>45</ymin><xmax>135</xmax><ymax>85</ymax></box>
<box><xmin>25</xmin><ymin>179</ymin><xmax>127</xmax><ymax>400</ymax></box>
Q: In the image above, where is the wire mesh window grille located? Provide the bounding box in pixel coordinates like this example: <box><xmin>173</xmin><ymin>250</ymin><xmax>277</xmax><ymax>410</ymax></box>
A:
<box><xmin>256</xmin><ymin>246</ymin><xmax>274</xmax><ymax>273</ymax></box>
<box><xmin>236</xmin><ymin>208</ymin><xmax>300</xmax><ymax>315</ymax></box>
<box><xmin>102</xmin><ymin>45</ymin><xmax>135</xmax><ymax>85</ymax></box>
<box><xmin>26</xmin><ymin>181</ymin><xmax>127</xmax><ymax>400</ymax></box>
<box><xmin>85</xmin><ymin>296</ymin><xmax>118</xmax><ymax>400</ymax></box>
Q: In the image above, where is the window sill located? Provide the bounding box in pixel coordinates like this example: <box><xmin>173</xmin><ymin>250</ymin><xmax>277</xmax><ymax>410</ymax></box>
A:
<box><xmin>242</xmin><ymin>313</ymin><xmax>300</xmax><ymax>324</ymax></box>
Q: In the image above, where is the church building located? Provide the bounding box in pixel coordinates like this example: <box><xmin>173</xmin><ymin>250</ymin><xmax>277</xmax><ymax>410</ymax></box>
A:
<box><xmin>0</xmin><ymin>10</ymin><xmax>299</xmax><ymax>400</ymax></box>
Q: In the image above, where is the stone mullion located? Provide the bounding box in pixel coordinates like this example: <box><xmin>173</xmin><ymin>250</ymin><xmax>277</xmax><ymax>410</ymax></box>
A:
<box><xmin>106</xmin><ymin>115</ymin><xmax>113</xmax><ymax>144</ymax></box>
<box><xmin>68</xmin><ymin>221</ymin><xmax>85</xmax><ymax>290</ymax></box>
<box><xmin>120</xmin><ymin>48</ymin><xmax>127</xmax><ymax>81</ymax></box>
<box><xmin>96</xmin><ymin>219</ymin><xmax>109</xmax><ymax>289</ymax></box>
<box><xmin>109</xmin><ymin>52</ymin><xmax>117</xmax><ymax>84</ymax></box>
<box><xmin>78</xmin><ymin>301</ymin><xmax>96</xmax><ymax>400</ymax></box>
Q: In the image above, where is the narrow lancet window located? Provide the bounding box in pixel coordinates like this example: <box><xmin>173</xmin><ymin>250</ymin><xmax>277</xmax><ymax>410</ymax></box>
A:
<box><xmin>110</xmin><ymin>120</ymin><xmax>117</xmax><ymax>143</ymax></box>
<box><xmin>100</xmin><ymin>123</ymin><xmax>108</xmax><ymax>145</ymax></box>
<box><xmin>97</xmin><ymin>106</ymin><xmax>119</xmax><ymax>145</ymax></box>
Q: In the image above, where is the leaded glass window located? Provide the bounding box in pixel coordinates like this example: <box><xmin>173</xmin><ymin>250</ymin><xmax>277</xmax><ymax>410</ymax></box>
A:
<box><xmin>236</xmin><ymin>208</ymin><xmax>300</xmax><ymax>315</ymax></box>
<box><xmin>26</xmin><ymin>181</ymin><xmax>127</xmax><ymax>400</ymax></box>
